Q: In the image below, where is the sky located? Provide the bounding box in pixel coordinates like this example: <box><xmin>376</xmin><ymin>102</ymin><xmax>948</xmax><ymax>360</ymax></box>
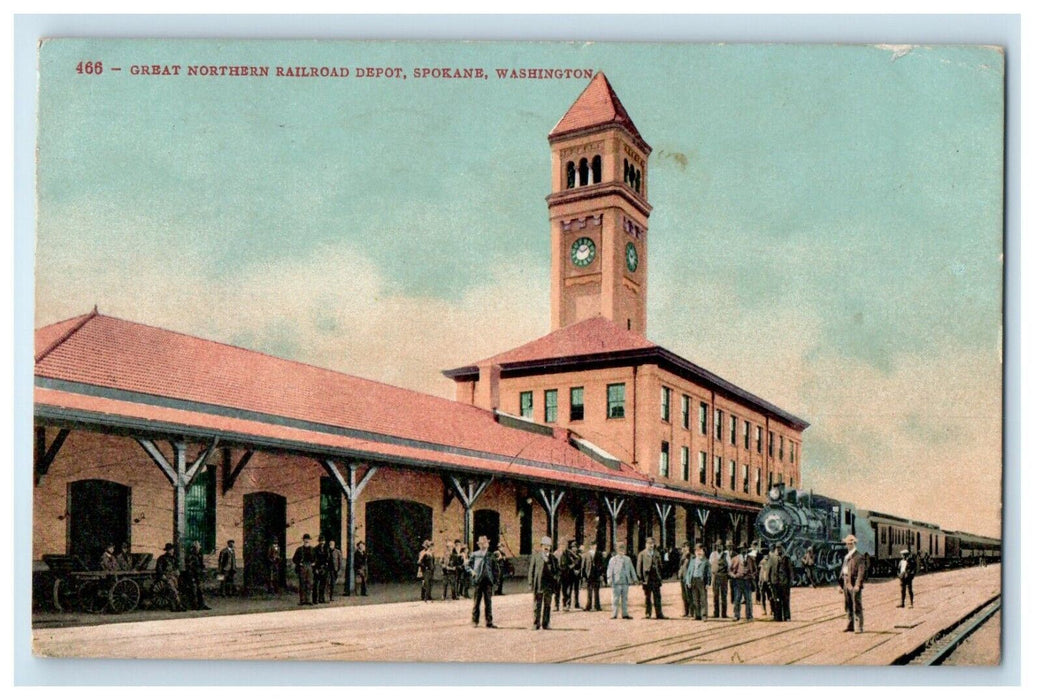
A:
<box><xmin>34</xmin><ymin>39</ymin><xmax>1005</xmax><ymax>538</ymax></box>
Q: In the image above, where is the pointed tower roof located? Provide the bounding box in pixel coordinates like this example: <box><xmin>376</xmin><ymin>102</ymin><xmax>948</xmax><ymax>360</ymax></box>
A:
<box><xmin>549</xmin><ymin>72</ymin><xmax>648</xmax><ymax>150</ymax></box>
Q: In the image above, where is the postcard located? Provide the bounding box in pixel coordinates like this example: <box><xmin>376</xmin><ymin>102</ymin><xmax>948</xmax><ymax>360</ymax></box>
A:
<box><xmin>30</xmin><ymin>38</ymin><xmax>1004</xmax><ymax>667</ymax></box>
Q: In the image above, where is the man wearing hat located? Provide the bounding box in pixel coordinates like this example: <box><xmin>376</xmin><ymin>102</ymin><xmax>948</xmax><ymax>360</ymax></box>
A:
<box><xmin>605</xmin><ymin>541</ymin><xmax>638</xmax><ymax>619</ymax></box>
<box><xmin>218</xmin><ymin>539</ymin><xmax>237</xmax><ymax>597</ymax></box>
<box><xmin>768</xmin><ymin>543</ymin><xmax>794</xmax><ymax>621</ymax></box>
<box><xmin>897</xmin><ymin>548</ymin><xmax>918</xmax><ymax>608</ymax></box>
<box><xmin>637</xmin><ymin>538</ymin><xmax>666</xmax><ymax>619</ymax></box>
<box><xmin>154</xmin><ymin>543</ymin><xmax>185</xmax><ymax>612</ymax></box>
<box><xmin>840</xmin><ymin>533</ymin><xmax>868</xmax><ymax>633</ymax></box>
<box><xmin>467</xmin><ymin>535</ymin><xmax>497</xmax><ymax>627</ymax></box>
<box><xmin>729</xmin><ymin>545</ymin><xmax>757</xmax><ymax>621</ymax></box>
<box><xmin>528</xmin><ymin>536</ymin><xmax>560</xmax><ymax>629</ymax></box>
<box><xmin>709</xmin><ymin>541</ymin><xmax>730</xmax><ymax>618</ymax></box>
<box><xmin>292</xmin><ymin>534</ymin><xmax>316</xmax><ymax>605</ymax></box>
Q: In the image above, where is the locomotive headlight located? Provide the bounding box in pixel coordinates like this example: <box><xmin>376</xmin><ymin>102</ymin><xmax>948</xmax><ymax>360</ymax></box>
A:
<box><xmin>763</xmin><ymin>512</ymin><xmax>785</xmax><ymax>536</ymax></box>
<box><xmin>769</xmin><ymin>487</ymin><xmax>781</xmax><ymax>501</ymax></box>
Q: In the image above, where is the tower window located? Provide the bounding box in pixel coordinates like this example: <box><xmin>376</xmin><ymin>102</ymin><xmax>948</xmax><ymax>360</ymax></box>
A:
<box><xmin>579</xmin><ymin>158</ymin><xmax>590</xmax><ymax>186</ymax></box>
<box><xmin>566</xmin><ymin>161</ymin><xmax>576</xmax><ymax>189</ymax></box>
<box><xmin>570</xmin><ymin>387</ymin><xmax>585</xmax><ymax>422</ymax></box>
<box><xmin>591</xmin><ymin>155</ymin><xmax>601</xmax><ymax>184</ymax></box>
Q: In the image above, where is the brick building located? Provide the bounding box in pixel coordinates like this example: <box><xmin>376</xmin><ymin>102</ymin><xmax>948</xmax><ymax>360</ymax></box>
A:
<box><xmin>32</xmin><ymin>73</ymin><xmax>806</xmax><ymax>588</ymax></box>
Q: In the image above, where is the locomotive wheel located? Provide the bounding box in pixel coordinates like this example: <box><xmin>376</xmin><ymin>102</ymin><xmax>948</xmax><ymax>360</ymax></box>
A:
<box><xmin>83</xmin><ymin>582</ymin><xmax>109</xmax><ymax>614</ymax></box>
<box><xmin>52</xmin><ymin>578</ymin><xmax>76</xmax><ymax>612</ymax></box>
<box><xmin>108</xmin><ymin>578</ymin><xmax>141</xmax><ymax>614</ymax></box>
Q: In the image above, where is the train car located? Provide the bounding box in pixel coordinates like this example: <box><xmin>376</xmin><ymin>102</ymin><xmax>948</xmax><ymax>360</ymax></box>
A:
<box><xmin>944</xmin><ymin>530</ymin><xmax>1001</xmax><ymax>567</ymax></box>
<box><xmin>863</xmin><ymin>511</ymin><xmax>944</xmax><ymax>576</ymax></box>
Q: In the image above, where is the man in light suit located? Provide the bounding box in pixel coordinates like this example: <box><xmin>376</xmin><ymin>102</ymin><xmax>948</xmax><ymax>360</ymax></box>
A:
<box><xmin>840</xmin><ymin>533</ymin><xmax>868</xmax><ymax>633</ymax></box>
<box><xmin>528</xmin><ymin>536</ymin><xmax>560</xmax><ymax>630</ymax></box>
<box><xmin>896</xmin><ymin>548</ymin><xmax>917</xmax><ymax>608</ymax></box>
<box><xmin>605</xmin><ymin>541</ymin><xmax>638</xmax><ymax>619</ymax></box>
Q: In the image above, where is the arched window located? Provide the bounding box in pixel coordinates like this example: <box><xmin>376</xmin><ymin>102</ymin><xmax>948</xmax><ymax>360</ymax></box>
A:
<box><xmin>591</xmin><ymin>155</ymin><xmax>601</xmax><ymax>184</ymax></box>
<box><xmin>635</xmin><ymin>170</ymin><xmax>642</xmax><ymax>193</ymax></box>
<box><xmin>624</xmin><ymin>158</ymin><xmax>630</xmax><ymax>186</ymax></box>
<box><xmin>579</xmin><ymin>158</ymin><xmax>589</xmax><ymax>186</ymax></box>
<box><xmin>566</xmin><ymin>161</ymin><xmax>576</xmax><ymax>189</ymax></box>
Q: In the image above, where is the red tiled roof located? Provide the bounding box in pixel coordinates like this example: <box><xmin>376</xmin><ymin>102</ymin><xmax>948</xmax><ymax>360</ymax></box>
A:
<box><xmin>549</xmin><ymin>72</ymin><xmax>644</xmax><ymax>144</ymax></box>
<box><xmin>469</xmin><ymin>315</ymin><xmax>654</xmax><ymax>367</ymax></box>
<box><xmin>33</xmin><ymin>312</ymin><xmax>643</xmax><ymax>482</ymax></box>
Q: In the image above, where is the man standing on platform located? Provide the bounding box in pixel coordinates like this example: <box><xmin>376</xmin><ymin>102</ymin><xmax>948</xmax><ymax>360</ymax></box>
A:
<box><xmin>897</xmin><ymin>548</ymin><xmax>917</xmax><ymax>608</ymax></box>
<box><xmin>710</xmin><ymin>542</ymin><xmax>730</xmax><ymax>618</ymax></box>
<box><xmin>292</xmin><ymin>534</ymin><xmax>315</xmax><ymax>605</ymax></box>
<box><xmin>637</xmin><ymin>538</ymin><xmax>666</xmax><ymax>619</ymax></box>
<box><xmin>561</xmin><ymin>540</ymin><xmax>581</xmax><ymax>611</ymax></box>
<box><xmin>354</xmin><ymin>541</ymin><xmax>369</xmax><ymax>596</ymax></box>
<box><xmin>183</xmin><ymin>541</ymin><xmax>210</xmax><ymax>610</ymax></box>
<box><xmin>768</xmin><ymin>543</ymin><xmax>793</xmax><ymax>621</ymax></box>
<box><xmin>581</xmin><ymin>542</ymin><xmax>603</xmax><ymax>611</ymax></box>
<box><xmin>218</xmin><ymin>540</ymin><xmax>237</xmax><ymax>597</ymax></box>
<box><xmin>313</xmin><ymin>535</ymin><xmax>329</xmax><ymax>603</ymax></box>
<box><xmin>528</xmin><ymin>536</ymin><xmax>559</xmax><ymax>630</ymax></box>
<box><xmin>684</xmin><ymin>543</ymin><xmax>711</xmax><ymax>620</ymax></box>
<box><xmin>467</xmin><ymin>535</ymin><xmax>497</xmax><ymax>628</ymax></box>
<box><xmin>730</xmin><ymin>546</ymin><xmax>756</xmax><ymax>621</ymax></box>
<box><xmin>677</xmin><ymin>543</ymin><xmax>693</xmax><ymax>617</ymax></box>
<box><xmin>802</xmin><ymin>546</ymin><xmax>817</xmax><ymax>587</ymax></box>
<box><xmin>267</xmin><ymin>537</ymin><xmax>281</xmax><ymax>594</ymax></box>
<box><xmin>606</xmin><ymin>541</ymin><xmax>637</xmax><ymax>619</ymax></box>
<box><xmin>325</xmin><ymin>539</ymin><xmax>342</xmax><ymax>601</ymax></box>
<box><xmin>840</xmin><ymin>534</ymin><xmax>868</xmax><ymax>633</ymax></box>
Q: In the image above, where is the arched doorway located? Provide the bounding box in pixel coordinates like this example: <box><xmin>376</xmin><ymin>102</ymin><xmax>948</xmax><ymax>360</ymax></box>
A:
<box><xmin>243</xmin><ymin>492</ymin><xmax>286</xmax><ymax>592</ymax></box>
<box><xmin>473</xmin><ymin>509</ymin><xmax>500</xmax><ymax>550</ymax></box>
<box><xmin>365</xmin><ymin>499</ymin><xmax>432</xmax><ymax>582</ymax></box>
<box><xmin>68</xmin><ymin>479</ymin><xmax>130</xmax><ymax>569</ymax></box>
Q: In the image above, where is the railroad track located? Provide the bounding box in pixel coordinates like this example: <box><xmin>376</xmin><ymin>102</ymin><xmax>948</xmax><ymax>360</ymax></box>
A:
<box><xmin>895</xmin><ymin>595</ymin><xmax>1001</xmax><ymax>665</ymax></box>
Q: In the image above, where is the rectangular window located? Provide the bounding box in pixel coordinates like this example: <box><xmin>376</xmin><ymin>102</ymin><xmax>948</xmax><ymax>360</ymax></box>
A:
<box><xmin>185</xmin><ymin>464</ymin><xmax>217</xmax><ymax>553</ymax></box>
<box><xmin>729</xmin><ymin>460</ymin><xmax>737</xmax><ymax>490</ymax></box>
<box><xmin>661</xmin><ymin>386</ymin><xmax>672</xmax><ymax>422</ymax></box>
<box><xmin>681</xmin><ymin>447</ymin><xmax>690</xmax><ymax>481</ymax></box>
<box><xmin>778</xmin><ymin>435</ymin><xmax>784</xmax><ymax>460</ymax></box>
<box><xmin>729</xmin><ymin>415</ymin><xmax>737</xmax><ymax>445</ymax></box>
<box><xmin>790</xmin><ymin>442</ymin><xmax>795</xmax><ymax>463</ymax></box>
<box><xmin>319</xmin><ymin>475</ymin><xmax>343</xmax><ymax>546</ymax></box>
<box><xmin>607</xmin><ymin>383</ymin><xmax>626</xmax><ymax>419</ymax></box>
<box><xmin>570</xmin><ymin>387</ymin><xmax>584</xmax><ymax>421</ymax></box>
<box><xmin>744</xmin><ymin>421</ymin><xmax>751</xmax><ymax>450</ymax></box>
<box><xmin>755</xmin><ymin>468</ymin><xmax>762</xmax><ymax>496</ymax></box>
<box><xmin>519</xmin><ymin>391</ymin><xmax>534</xmax><ymax>419</ymax></box>
<box><xmin>742</xmin><ymin>464</ymin><xmax>749</xmax><ymax>493</ymax></box>
<box><xmin>715</xmin><ymin>409</ymin><xmax>723</xmax><ymax>440</ymax></box>
<box><xmin>756</xmin><ymin>426</ymin><xmax>763</xmax><ymax>453</ymax></box>
<box><xmin>681</xmin><ymin>395</ymin><xmax>691</xmax><ymax>430</ymax></box>
<box><xmin>544</xmin><ymin>389</ymin><xmax>558</xmax><ymax>423</ymax></box>
<box><xmin>769</xmin><ymin>431</ymin><xmax>775</xmax><ymax>458</ymax></box>
<box><xmin>659</xmin><ymin>441</ymin><xmax>670</xmax><ymax>477</ymax></box>
<box><xmin>714</xmin><ymin>456</ymin><xmax>722</xmax><ymax>488</ymax></box>
<box><xmin>768</xmin><ymin>471</ymin><xmax>774</xmax><ymax>488</ymax></box>
<box><xmin>699</xmin><ymin>402</ymin><xmax>708</xmax><ymax>434</ymax></box>
<box><xmin>699</xmin><ymin>451</ymin><xmax>707</xmax><ymax>484</ymax></box>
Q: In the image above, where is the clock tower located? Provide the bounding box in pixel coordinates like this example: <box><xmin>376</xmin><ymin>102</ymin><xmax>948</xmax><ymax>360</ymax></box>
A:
<box><xmin>547</xmin><ymin>72</ymin><xmax>652</xmax><ymax>336</ymax></box>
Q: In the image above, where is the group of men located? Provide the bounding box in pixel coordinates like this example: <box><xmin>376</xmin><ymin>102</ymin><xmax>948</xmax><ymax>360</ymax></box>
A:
<box><xmin>290</xmin><ymin>534</ymin><xmax>346</xmax><ymax>605</ymax></box>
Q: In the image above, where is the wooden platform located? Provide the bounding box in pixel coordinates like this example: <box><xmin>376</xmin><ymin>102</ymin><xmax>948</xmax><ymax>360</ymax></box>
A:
<box><xmin>32</xmin><ymin>564</ymin><xmax>1001</xmax><ymax>665</ymax></box>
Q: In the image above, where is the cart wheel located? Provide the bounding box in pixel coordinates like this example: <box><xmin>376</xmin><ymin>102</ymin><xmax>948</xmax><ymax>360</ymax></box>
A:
<box><xmin>52</xmin><ymin>578</ymin><xmax>76</xmax><ymax>612</ymax></box>
<box><xmin>108</xmin><ymin>578</ymin><xmax>141</xmax><ymax>614</ymax></box>
<box><xmin>83</xmin><ymin>582</ymin><xmax>109</xmax><ymax>613</ymax></box>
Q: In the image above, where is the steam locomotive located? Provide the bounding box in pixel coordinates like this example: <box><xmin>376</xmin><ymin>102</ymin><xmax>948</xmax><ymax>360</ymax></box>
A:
<box><xmin>754</xmin><ymin>484</ymin><xmax>1000</xmax><ymax>585</ymax></box>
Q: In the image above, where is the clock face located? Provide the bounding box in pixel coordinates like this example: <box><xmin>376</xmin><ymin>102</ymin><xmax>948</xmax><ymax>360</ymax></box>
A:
<box><xmin>570</xmin><ymin>237</ymin><xmax>596</xmax><ymax>267</ymax></box>
<box><xmin>625</xmin><ymin>242</ymin><xmax>639</xmax><ymax>273</ymax></box>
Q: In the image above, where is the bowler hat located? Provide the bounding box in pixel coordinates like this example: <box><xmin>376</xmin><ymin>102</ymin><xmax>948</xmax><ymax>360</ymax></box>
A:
<box><xmin>302</xmin><ymin>534</ymin><xmax>312</xmax><ymax>541</ymax></box>
<box><xmin>163</xmin><ymin>543</ymin><xmax>174</xmax><ymax>552</ymax></box>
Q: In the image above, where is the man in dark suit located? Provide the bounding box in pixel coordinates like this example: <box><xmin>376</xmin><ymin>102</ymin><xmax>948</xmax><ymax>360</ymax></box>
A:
<box><xmin>468</xmin><ymin>535</ymin><xmax>497</xmax><ymax>628</ymax></box>
<box><xmin>581</xmin><ymin>542</ymin><xmax>603</xmax><ymax>611</ymax></box>
<box><xmin>354</xmin><ymin>541</ymin><xmax>369</xmax><ymax>596</ymax></box>
<box><xmin>325</xmin><ymin>539</ymin><xmax>342</xmax><ymax>601</ymax></box>
<box><xmin>768</xmin><ymin>543</ymin><xmax>793</xmax><ymax>621</ymax></box>
<box><xmin>313</xmin><ymin>535</ymin><xmax>329</xmax><ymax>603</ymax></box>
<box><xmin>636</xmin><ymin>538</ymin><xmax>666</xmax><ymax>619</ymax></box>
<box><xmin>292</xmin><ymin>534</ymin><xmax>315</xmax><ymax>605</ymax></box>
<box><xmin>560</xmin><ymin>540</ymin><xmax>581</xmax><ymax>611</ymax></box>
<box><xmin>677</xmin><ymin>543</ymin><xmax>692</xmax><ymax>616</ymax></box>
<box><xmin>897</xmin><ymin>548</ymin><xmax>917</xmax><ymax>608</ymax></box>
<box><xmin>529</xmin><ymin>535</ymin><xmax>560</xmax><ymax>629</ymax></box>
<box><xmin>218</xmin><ymin>540</ymin><xmax>237</xmax><ymax>597</ymax></box>
<box><xmin>840</xmin><ymin>533</ymin><xmax>868</xmax><ymax>633</ymax></box>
